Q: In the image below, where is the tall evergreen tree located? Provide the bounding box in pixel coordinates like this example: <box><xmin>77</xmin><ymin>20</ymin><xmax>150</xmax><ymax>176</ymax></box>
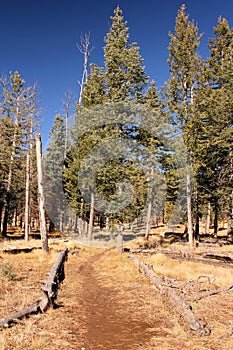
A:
<box><xmin>44</xmin><ymin>114</ymin><xmax>66</xmax><ymax>231</ymax></box>
<box><xmin>195</xmin><ymin>17</ymin><xmax>233</xmax><ymax>235</ymax></box>
<box><xmin>104</xmin><ymin>6</ymin><xmax>148</xmax><ymax>102</ymax></box>
<box><xmin>0</xmin><ymin>71</ymin><xmax>38</xmax><ymax>236</ymax></box>
<box><xmin>167</xmin><ymin>4</ymin><xmax>203</xmax><ymax>247</ymax></box>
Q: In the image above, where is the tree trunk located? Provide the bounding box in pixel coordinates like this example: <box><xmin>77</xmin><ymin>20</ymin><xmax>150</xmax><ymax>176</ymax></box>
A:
<box><xmin>25</xmin><ymin>153</ymin><xmax>30</xmax><ymax>241</ymax></box>
<box><xmin>88</xmin><ymin>190</ymin><xmax>94</xmax><ymax>240</ymax></box>
<box><xmin>78</xmin><ymin>33</ymin><xmax>93</xmax><ymax>105</ymax></box>
<box><xmin>145</xmin><ymin>168</ymin><xmax>153</xmax><ymax>240</ymax></box>
<box><xmin>213</xmin><ymin>200</ymin><xmax>218</xmax><ymax>237</ymax></box>
<box><xmin>205</xmin><ymin>201</ymin><xmax>211</xmax><ymax>235</ymax></box>
<box><xmin>194</xmin><ymin>190</ymin><xmax>199</xmax><ymax>241</ymax></box>
<box><xmin>187</xmin><ymin>172</ymin><xmax>193</xmax><ymax>249</ymax></box>
<box><xmin>36</xmin><ymin>134</ymin><xmax>48</xmax><ymax>252</ymax></box>
<box><xmin>227</xmin><ymin>192</ymin><xmax>233</xmax><ymax>235</ymax></box>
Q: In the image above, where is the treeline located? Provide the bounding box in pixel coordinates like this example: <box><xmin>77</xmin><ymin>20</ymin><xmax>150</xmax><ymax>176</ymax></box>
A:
<box><xmin>1</xmin><ymin>5</ymin><xmax>232</xmax><ymax>246</ymax></box>
<box><xmin>0</xmin><ymin>72</ymin><xmax>40</xmax><ymax>236</ymax></box>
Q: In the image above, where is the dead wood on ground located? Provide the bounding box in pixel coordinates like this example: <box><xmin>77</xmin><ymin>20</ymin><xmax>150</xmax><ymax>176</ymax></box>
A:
<box><xmin>0</xmin><ymin>248</ymin><xmax>68</xmax><ymax>328</ymax></box>
<box><xmin>130</xmin><ymin>255</ymin><xmax>211</xmax><ymax>336</ymax></box>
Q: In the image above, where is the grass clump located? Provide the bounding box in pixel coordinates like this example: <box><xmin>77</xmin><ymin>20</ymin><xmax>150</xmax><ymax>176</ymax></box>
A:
<box><xmin>1</xmin><ymin>261</ymin><xmax>16</xmax><ymax>280</ymax></box>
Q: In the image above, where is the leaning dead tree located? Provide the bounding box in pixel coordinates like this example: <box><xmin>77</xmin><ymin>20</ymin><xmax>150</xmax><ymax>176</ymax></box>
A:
<box><xmin>36</xmin><ymin>134</ymin><xmax>48</xmax><ymax>252</ymax></box>
<box><xmin>77</xmin><ymin>32</ymin><xmax>94</xmax><ymax>105</ymax></box>
<box><xmin>0</xmin><ymin>248</ymin><xmax>68</xmax><ymax>328</ymax></box>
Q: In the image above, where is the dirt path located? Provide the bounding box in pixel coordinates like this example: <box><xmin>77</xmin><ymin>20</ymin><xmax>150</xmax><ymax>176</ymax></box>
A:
<box><xmin>2</xmin><ymin>246</ymin><xmax>233</xmax><ymax>350</ymax></box>
<box><xmin>78</xmin><ymin>253</ymin><xmax>157</xmax><ymax>349</ymax></box>
<box><xmin>36</xmin><ymin>248</ymin><xmax>176</xmax><ymax>350</ymax></box>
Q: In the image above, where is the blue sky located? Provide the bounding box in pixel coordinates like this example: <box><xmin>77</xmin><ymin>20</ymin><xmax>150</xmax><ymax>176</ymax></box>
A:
<box><xmin>0</xmin><ymin>0</ymin><xmax>232</xmax><ymax>147</ymax></box>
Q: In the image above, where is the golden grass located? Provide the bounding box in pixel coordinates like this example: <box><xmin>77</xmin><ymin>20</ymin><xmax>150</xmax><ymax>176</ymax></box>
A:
<box><xmin>144</xmin><ymin>253</ymin><xmax>233</xmax><ymax>288</ymax></box>
<box><xmin>0</xmin><ymin>239</ymin><xmax>233</xmax><ymax>350</ymax></box>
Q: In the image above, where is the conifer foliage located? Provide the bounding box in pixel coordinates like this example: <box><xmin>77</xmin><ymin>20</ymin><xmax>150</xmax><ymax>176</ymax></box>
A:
<box><xmin>104</xmin><ymin>6</ymin><xmax>148</xmax><ymax>102</ymax></box>
<box><xmin>0</xmin><ymin>71</ymin><xmax>39</xmax><ymax>236</ymax></box>
<box><xmin>0</xmin><ymin>5</ymin><xmax>232</xmax><ymax>242</ymax></box>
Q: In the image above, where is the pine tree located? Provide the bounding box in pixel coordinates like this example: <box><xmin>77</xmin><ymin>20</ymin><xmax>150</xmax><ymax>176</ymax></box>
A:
<box><xmin>43</xmin><ymin>114</ymin><xmax>66</xmax><ymax>231</ymax></box>
<box><xmin>104</xmin><ymin>6</ymin><xmax>148</xmax><ymax>102</ymax></box>
<box><xmin>81</xmin><ymin>64</ymin><xmax>106</xmax><ymax>108</ymax></box>
<box><xmin>195</xmin><ymin>17</ymin><xmax>233</xmax><ymax>235</ymax></box>
<box><xmin>0</xmin><ymin>71</ymin><xmax>38</xmax><ymax>236</ymax></box>
<box><xmin>167</xmin><ymin>4</ymin><xmax>203</xmax><ymax>247</ymax></box>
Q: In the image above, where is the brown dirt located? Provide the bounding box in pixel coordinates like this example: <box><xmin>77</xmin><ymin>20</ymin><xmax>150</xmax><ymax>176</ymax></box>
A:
<box><xmin>1</xmin><ymin>241</ymin><xmax>233</xmax><ymax>349</ymax></box>
<box><xmin>78</xmin><ymin>253</ymin><xmax>156</xmax><ymax>349</ymax></box>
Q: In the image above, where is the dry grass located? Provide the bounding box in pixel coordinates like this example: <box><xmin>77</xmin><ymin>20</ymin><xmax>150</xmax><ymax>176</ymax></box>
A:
<box><xmin>0</xmin><ymin>238</ymin><xmax>233</xmax><ymax>349</ymax></box>
<box><xmin>144</xmin><ymin>252</ymin><xmax>233</xmax><ymax>287</ymax></box>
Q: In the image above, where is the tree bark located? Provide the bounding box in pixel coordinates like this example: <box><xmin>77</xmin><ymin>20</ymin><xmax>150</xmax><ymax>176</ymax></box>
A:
<box><xmin>88</xmin><ymin>189</ymin><xmax>94</xmax><ymax>240</ymax></box>
<box><xmin>187</xmin><ymin>171</ymin><xmax>193</xmax><ymax>249</ymax></box>
<box><xmin>145</xmin><ymin>168</ymin><xmax>153</xmax><ymax>240</ymax></box>
<box><xmin>0</xmin><ymin>248</ymin><xmax>68</xmax><ymax>328</ymax></box>
<box><xmin>213</xmin><ymin>200</ymin><xmax>218</xmax><ymax>237</ymax></box>
<box><xmin>36</xmin><ymin>134</ymin><xmax>48</xmax><ymax>252</ymax></box>
<box><xmin>24</xmin><ymin>153</ymin><xmax>30</xmax><ymax>241</ymax></box>
<box><xmin>205</xmin><ymin>201</ymin><xmax>211</xmax><ymax>235</ymax></box>
<box><xmin>131</xmin><ymin>256</ymin><xmax>210</xmax><ymax>335</ymax></box>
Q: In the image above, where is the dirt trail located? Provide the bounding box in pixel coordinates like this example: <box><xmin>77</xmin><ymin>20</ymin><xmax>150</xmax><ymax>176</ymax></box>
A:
<box><xmin>3</xmin><ymin>246</ymin><xmax>232</xmax><ymax>349</ymax></box>
<box><xmin>78</xmin><ymin>253</ymin><xmax>156</xmax><ymax>349</ymax></box>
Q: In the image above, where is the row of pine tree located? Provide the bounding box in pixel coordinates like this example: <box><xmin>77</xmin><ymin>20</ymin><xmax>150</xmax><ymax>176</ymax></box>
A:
<box><xmin>0</xmin><ymin>5</ymin><xmax>232</xmax><ymax>246</ymax></box>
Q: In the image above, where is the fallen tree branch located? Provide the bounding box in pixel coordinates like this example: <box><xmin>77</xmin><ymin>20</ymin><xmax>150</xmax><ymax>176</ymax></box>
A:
<box><xmin>0</xmin><ymin>248</ymin><xmax>68</xmax><ymax>328</ymax></box>
<box><xmin>129</xmin><ymin>248</ymin><xmax>233</xmax><ymax>269</ymax></box>
<box><xmin>130</xmin><ymin>255</ymin><xmax>210</xmax><ymax>336</ymax></box>
<box><xmin>191</xmin><ymin>283</ymin><xmax>233</xmax><ymax>302</ymax></box>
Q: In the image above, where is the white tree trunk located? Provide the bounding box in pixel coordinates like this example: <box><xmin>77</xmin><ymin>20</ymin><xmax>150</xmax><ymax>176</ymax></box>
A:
<box><xmin>24</xmin><ymin>153</ymin><xmax>30</xmax><ymax>241</ymax></box>
<box><xmin>36</xmin><ymin>134</ymin><xmax>48</xmax><ymax>252</ymax></box>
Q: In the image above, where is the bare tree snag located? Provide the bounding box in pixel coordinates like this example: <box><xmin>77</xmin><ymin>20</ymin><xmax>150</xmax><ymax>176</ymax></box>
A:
<box><xmin>24</xmin><ymin>153</ymin><xmax>30</xmax><ymax>241</ymax></box>
<box><xmin>35</xmin><ymin>134</ymin><xmax>48</xmax><ymax>252</ymax></box>
<box><xmin>131</xmin><ymin>255</ymin><xmax>210</xmax><ymax>335</ymax></box>
<box><xmin>0</xmin><ymin>248</ymin><xmax>68</xmax><ymax>328</ymax></box>
<box><xmin>77</xmin><ymin>32</ymin><xmax>94</xmax><ymax>105</ymax></box>
<box><xmin>116</xmin><ymin>232</ymin><xmax>123</xmax><ymax>254</ymax></box>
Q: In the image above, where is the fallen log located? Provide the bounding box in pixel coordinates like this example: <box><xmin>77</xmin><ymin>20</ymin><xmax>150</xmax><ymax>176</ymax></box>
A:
<box><xmin>203</xmin><ymin>254</ymin><xmax>233</xmax><ymax>263</ymax></box>
<box><xmin>0</xmin><ymin>297</ymin><xmax>44</xmax><ymax>328</ymax></box>
<box><xmin>131</xmin><ymin>255</ymin><xmax>210</xmax><ymax>336</ymax></box>
<box><xmin>43</xmin><ymin>248</ymin><xmax>68</xmax><ymax>306</ymax></box>
<box><xmin>130</xmin><ymin>248</ymin><xmax>233</xmax><ymax>269</ymax></box>
<box><xmin>0</xmin><ymin>248</ymin><xmax>68</xmax><ymax>328</ymax></box>
<box><xmin>3</xmin><ymin>247</ymin><xmax>40</xmax><ymax>254</ymax></box>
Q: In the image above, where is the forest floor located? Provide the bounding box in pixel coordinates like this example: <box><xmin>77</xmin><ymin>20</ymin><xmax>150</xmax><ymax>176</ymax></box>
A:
<box><xmin>0</xmin><ymin>233</ymin><xmax>233</xmax><ymax>350</ymax></box>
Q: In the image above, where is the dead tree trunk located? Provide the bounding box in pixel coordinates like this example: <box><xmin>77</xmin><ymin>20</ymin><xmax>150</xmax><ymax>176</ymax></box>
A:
<box><xmin>0</xmin><ymin>248</ymin><xmax>68</xmax><ymax>328</ymax></box>
<box><xmin>36</xmin><ymin>134</ymin><xmax>48</xmax><ymax>252</ymax></box>
<box><xmin>131</xmin><ymin>256</ymin><xmax>210</xmax><ymax>336</ymax></box>
<box><xmin>77</xmin><ymin>33</ymin><xmax>93</xmax><ymax>106</ymax></box>
<box><xmin>24</xmin><ymin>153</ymin><xmax>30</xmax><ymax>241</ymax></box>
